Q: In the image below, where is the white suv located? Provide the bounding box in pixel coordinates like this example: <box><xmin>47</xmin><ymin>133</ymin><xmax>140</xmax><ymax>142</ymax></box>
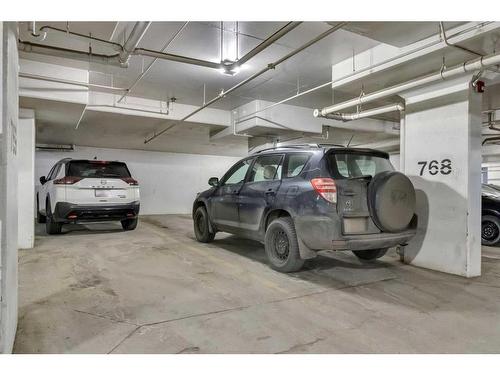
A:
<box><xmin>37</xmin><ymin>158</ymin><xmax>140</xmax><ymax>234</ymax></box>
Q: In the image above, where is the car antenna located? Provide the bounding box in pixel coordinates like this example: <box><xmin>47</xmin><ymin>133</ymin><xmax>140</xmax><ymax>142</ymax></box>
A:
<box><xmin>93</xmin><ymin>156</ymin><xmax>98</xmax><ymax>160</ymax></box>
<box><xmin>346</xmin><ymin>134</ymin><xmax>354</xmax><ymax>147</ymax></box>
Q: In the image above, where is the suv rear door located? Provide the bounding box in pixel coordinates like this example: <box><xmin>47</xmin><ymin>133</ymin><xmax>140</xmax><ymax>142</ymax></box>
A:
<box><xmin>326</xmin><ymin>149</ymin><xmax>394</xmax><ymax>235</ymax></box>
<box><xmin>64</xmin><ymin>160</ymin><xmax>137</xmax><ymax>205</ymax></box>
<box><xmin>238</xmin><ymin>154</ymin><xmax>284</xmax><ymax>233</ymax></box>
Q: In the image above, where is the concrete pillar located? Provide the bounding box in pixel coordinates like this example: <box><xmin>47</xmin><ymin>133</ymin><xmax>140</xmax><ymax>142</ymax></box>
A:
<box><xmin>18</xmin><ymin>109</ymin><xmax>35</xmax><ymax>249</ymax></box>
<box><xmin>0</xmin><ymin>22</ymin><xmax>19</xmax><ymax>354</ymax></box>
<box><xmin>400</xmin><ymin>75</ymin><xmax>482</xmax><ymax>277</ymax></box>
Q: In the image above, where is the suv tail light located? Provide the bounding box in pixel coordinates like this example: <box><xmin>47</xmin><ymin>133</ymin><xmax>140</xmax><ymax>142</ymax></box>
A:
<box><xmin>311</xmin><ymin>178</ymin><xmax>337</xmax><ymax>204</ymax></box>
<box><xmin>121</xmin><ymin>177</ymin><xmax>139</xmax><ymax>186</ymax></box>
<box><xmin>54</xmin><ymin>176</ymin><xmax>82</xmax><ymax>185</ymax></box>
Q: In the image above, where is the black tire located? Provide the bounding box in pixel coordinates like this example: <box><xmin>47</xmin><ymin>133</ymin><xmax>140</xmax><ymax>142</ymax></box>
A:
<box><xmin>45</xmin><ymin>199</ymin><xmax>62</xmax><ymax>235</ymax></box>
<box><xmin>121</xmin><ymin>218</ymin><xmax>138</xmax><ymax>231</ymax></box>
<box><xmin>352</xmin><ymin>248</ymin><xmax>388</xmax><ymax>261</ymax></box>
<box><xmin>37</xmin><ymin>195</ymin><xmax>46</xmax><ymax>223</ymax></box>
<box><xmin>264</xmin><ymin>217</ymin><xmax>305</xmax><ymax>273</ymax></box>
<box><xmin>482</xmin><ymin>215</ymin><xmax>500</xmax><ymax>246</ymax></box>
<box><xmin>193</xmin><ymin>206</ymin><xmax>215</xmax><ymax>243</ymax></box>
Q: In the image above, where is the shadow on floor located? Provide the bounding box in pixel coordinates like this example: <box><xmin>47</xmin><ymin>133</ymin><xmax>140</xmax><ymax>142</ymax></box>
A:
<box><xmin>35</xmin><ymin>222</ymin><xmax>125</xmax><ymax>237</ymax></box>
<box><xmin>206</xmin><ymin>233</ymin><xmax>399</xmax><ymax>288</ymax></box>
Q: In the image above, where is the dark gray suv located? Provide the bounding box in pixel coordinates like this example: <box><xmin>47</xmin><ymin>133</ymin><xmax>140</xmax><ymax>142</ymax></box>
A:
<box><xmin>192</xmin><ymin>144</ymin><xmax>417</xmax><ymax>272</ymax></box>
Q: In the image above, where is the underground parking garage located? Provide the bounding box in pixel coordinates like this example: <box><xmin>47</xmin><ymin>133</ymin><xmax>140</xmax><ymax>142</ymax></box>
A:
<box><xmin>2</xmin><ymin>10</ymin><xmax>500</xmax><ymax>361</ymax></box>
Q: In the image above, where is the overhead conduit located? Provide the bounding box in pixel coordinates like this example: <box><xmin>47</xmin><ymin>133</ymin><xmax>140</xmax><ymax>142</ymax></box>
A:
<box><xmin>19</xmin><ymin>21</ymin><xmax>301</xmax><ymax>72</ymax></box>
<box><xmin>143</xmin><ymin>22</ymin><xmax>347</xmax><ymax>144</ymax></box>
<box><xmin>313</xmin><ymin>49</ymin><xmax>500</xmax><ymax>118</ymax></box>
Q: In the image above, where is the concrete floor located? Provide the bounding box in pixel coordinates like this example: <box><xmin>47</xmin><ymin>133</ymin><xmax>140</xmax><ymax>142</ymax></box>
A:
<box><xmin>14</xmin><ymin>214</ymin><xmax>500</xmax><ymax>353</ymax></box>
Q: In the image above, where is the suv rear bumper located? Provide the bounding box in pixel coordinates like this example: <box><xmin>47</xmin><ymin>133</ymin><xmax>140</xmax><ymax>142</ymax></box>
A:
<box><xmin>295</xmin><ymin>214</ymin><xmax>417</xmax><ymax>251</ymax></box>
<box><xmin>330</xmin><ymin>230</ymin><xmax>416</xmax><ymax>251</ymax></box>
<box><xmin>53</xmin><ymin>201</ymin><xmax>140</xmax><ymax>223</ymax></box>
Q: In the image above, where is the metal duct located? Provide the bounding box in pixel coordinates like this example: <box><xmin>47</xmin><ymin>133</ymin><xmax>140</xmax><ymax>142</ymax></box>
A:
<box><xmin>314</xmin><ymin>49</ymin><xmax>500</xmax><ymax>118</ymax></box>
<box><xmin>119</xmin><ymin>21</ymin><xmax>151</xmax><ymax>66</ymax></box>
<box><xmin>324</xmin><ymin>103</ymin><xmax>404</xmax><ymax>121</ymax></box>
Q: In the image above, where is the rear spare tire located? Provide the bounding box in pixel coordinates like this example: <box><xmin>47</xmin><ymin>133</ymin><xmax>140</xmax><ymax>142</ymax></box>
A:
<box><xmin>367</xmin><ymin>171</ymin><xmax>416</xmax><ymax>233</ymax></box>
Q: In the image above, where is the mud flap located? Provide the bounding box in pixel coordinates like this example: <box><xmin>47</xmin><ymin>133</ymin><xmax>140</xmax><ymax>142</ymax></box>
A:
<box><xmin>297</xmin><ymin>235</ymin><xmax>317</xmax><ymax>259</ymax></box>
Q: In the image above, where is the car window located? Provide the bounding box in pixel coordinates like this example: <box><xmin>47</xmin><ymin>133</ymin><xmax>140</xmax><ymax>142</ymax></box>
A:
<box><xmin>285</xmin><ymin>153</ymin><xmax>311</xmax><ymax>178</ymax></box>
<box><xmin>67</xmin><ymin>161</ymin><xmax>131</xmax><ymax>178</ymax></box>
<box><xmin>331</xmin><ymin>153</ymin><xmax>394</xmax><ymax>178</ymax></box>
<box><xmin>223</xmin><ymin>159</ymin><xmax>252</xmax><ymax>185</ymax></box>
<box><xmin>248</xmin><ymin>155</ymin><xmax>283</xmax><ymax>183</ymax></box>
<box><xmin>47</xmin><ymin>164</ymin><xmax>60</xmax><ymax>180</ymax></box>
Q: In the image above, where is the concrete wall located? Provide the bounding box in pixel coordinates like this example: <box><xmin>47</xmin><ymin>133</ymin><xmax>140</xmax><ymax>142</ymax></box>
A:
<box><xmin>18</xmin><ymin>110</ymin><xmax>35</xmax><ymax>249</ymax></box>
<box><xmin>0</xmin><ymin>22</ymin><xmax>19</xmax><ymax>354</ymax></box>
<box><xmin>35</xmin><ymin>146</ymin><xmax>242</xmax><ymax>215</ymax></box>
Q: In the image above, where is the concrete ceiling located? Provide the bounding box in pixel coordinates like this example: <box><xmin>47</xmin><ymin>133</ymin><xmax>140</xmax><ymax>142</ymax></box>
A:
<box><xmin>19</xmin><ymin>21</ymin><xmax>382</xmax><ymax>110</ymax></box>
<box><xmin>18</xmin><ymin>21</ymin><xmax>500</xmax><ymax>155</ymax></box>
<box><xmin>20</xmin><ymin>96</ymin><xmax>249</xmax><ymax>156</ymax></box>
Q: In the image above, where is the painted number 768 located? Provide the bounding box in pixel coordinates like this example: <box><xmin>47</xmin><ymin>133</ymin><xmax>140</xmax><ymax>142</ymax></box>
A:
<box><xmin>417</xmin><ymin>159</ymin><xmax>452</xmax><ymax>176</ymax></box>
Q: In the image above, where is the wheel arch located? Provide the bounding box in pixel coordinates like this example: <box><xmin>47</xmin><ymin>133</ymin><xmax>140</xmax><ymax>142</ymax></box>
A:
<box><xmin>482</xmin><ymin>209</ymin><xmax>500</xmax><ymax>218</ymax></box>
<box><xmin>264</xmin><ymin>208</ymin><xmax>292</xmax><ymax>231</ymax></box>
<box><xmin>192</xmin><ymin>199</ymin><xmax>208</xmax><ymax>218</ymax></box>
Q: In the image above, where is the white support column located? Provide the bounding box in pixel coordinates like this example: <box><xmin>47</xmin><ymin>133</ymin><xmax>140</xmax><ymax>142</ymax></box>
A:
<box><xmin>18</xmin><ymin>109</ymin><xmax>35</xmax><ymax>249</ymax></box>
<box><xmin>400</xmin><ymin>75</ymin><xmax>482</xmax><ymax>277</ymax></box>
<box><xmin>0</xmin><ymin>21</ymin><xmax>19</xmax><ymax>354</ymax></box>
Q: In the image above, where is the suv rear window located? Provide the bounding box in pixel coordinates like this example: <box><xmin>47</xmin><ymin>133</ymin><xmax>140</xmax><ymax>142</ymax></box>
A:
<box><xmin>67</xmin><ymin>161</ymin><xmax>131</xmax><ymax>178</ymax></box>
<box><xmin>330</xmin><ymin>153</ymin><xmax>393</xmax><ymax>178</ymax></box>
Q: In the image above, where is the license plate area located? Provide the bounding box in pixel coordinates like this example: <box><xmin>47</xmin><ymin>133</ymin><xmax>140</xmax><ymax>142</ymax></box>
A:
<box><xmin>343</xmin><ymin>217</ymin><xmax>369</xmax><ymax>234</ymax></box>
<box><xmin>94</xmin><ymin>189</ymin><xmax>125</xmax><ymax>198</ymax></box>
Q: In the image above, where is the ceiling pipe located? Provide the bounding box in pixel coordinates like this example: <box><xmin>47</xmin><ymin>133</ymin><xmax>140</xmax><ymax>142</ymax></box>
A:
<box><xmin>23</xmin><ymin>22</ymin><xmax>300</xmax><ymax>72</ymax></box>
<box><xmin>237</xmin><ymin>23</ymin><xmax>497</xmax><ymax>124</ymax></box>
<box><xmin>144</xmin><ymin>22</ymin><xmax>347</xmax><ymax>144</ymax></box>
<box><xmin>18</xmin><ymin>40</ymin><xmax>121</xmax><ymax>65</ymax></box>
<box><xmin>232</xmin><ymin>22</ymin><xmax>301</xmax><ymax>67</ymax></box>
<box><xmin>19</xmin><ymin>72</ymin><xmax>129</xmax><ymax>93</ymax></box>
<box><xmin>314</xmin><ymin>49</ymin><xmax>500</xmax><ymax>118</ymax></box>
<box><xmin>482</xmin><ymin>136</ymin><xmax>500</xmax><ymax>146</ymax></box>
<box><xmin>28</xmin><ymin>21</ymin><xmax>47</xmax><ymax>41</ymax></box>
<box><xmin>133</xmin><ymin>48</ymin><xmax>223</xmax><ymax>69</ymax></box>
<box><xmin>439</xmin><ymin>21</ymin><xmax>482</xmax><ymax>58</ymax></box>
<box><xmin>324</xmin><ymin>103</ymin><xmax>405</xmax><ymax>122</ymax></box>
<box><xmin>119</xmin><ymin>21</ymin><xmax>151</xmax><ymax>66</ymax></box>
<box><xmin>117</xmin><ymin>21</ymin><xmax>189</xmax><ymax>103</ymax></box>
<box><xmin>39</xmin><ymin>25</ymin><xmax>123</xmax><ymax>52</ymax></box>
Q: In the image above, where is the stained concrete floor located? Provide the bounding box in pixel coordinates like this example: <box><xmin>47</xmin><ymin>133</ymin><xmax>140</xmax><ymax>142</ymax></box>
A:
<box><xmin>14</xmin><ymin>214</ymin><xmax>500</xmax><ymax>353</ymax></box>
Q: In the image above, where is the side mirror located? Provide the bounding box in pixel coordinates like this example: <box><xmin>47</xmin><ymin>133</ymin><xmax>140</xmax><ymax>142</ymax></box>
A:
<box><xmin>40</xmin><ymin>176</ymin><xmax>47</xmax><ymax>185</ymax></box>
<box><xmin>208</xmin><ymin>177</ymin><xmax>219</xmax><ymax>187</ymax></box>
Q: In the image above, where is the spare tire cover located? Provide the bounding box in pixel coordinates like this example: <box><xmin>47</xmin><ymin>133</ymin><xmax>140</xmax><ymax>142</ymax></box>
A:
<box><xmin>368</xmin><ymin>171</ymin><xmax>416</xmax><ymax>233</ymax></box>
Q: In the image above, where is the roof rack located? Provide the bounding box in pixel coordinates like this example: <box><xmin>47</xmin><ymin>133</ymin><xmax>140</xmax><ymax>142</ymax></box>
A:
<box><xmin>252</xmin><ymin>143</ymin><xmax>346</xmax><ymax>154</ymax></box>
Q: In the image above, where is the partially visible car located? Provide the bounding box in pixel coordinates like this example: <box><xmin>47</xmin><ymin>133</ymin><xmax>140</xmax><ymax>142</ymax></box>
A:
<box><xmin>481</xmin><ymin>183</ymin><xmax>500</xmax><ymax>245</ymax></box>
<box><xmin>37</xmin><ymin>158</ymin><xmax>140</xmax><ymax>234</ymax></box>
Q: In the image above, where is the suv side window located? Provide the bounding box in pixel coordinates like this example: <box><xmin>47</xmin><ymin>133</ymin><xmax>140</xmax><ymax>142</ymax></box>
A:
<box><xmin>247</xmin><ymin>154</ymin><xmax>283</xmax><ymax>183</ymax></box>
<box><xmin>222</xmin><ymin>159</ymin><xmax>253</xmax><ymax>185</ymax></box>
<box><xmin>284</xmin><ymin>153</ymin><xmax>311</xmax><ymax>178</ymax></box>
<box><xmin>47</xmin><ymin>164</ymin><xmax>61</xmax><ymax>181</ymax></box>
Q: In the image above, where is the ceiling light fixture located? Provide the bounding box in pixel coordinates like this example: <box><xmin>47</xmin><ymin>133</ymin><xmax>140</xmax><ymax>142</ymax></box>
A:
<box><xmin>219</xmin><ymin>59</ymin><xmax>241</xmax><ymax>76</ymax></box>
